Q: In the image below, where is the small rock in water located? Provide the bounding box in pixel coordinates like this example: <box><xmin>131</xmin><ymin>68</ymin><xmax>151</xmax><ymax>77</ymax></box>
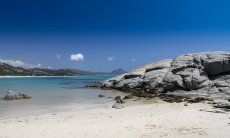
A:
<box><xmin>3</xmin><ymin>90</ymin><xmax>31</xmax><ymax>100</ymax></box>
<box><xmin>98</xmin><ymin>94</ymin><xmax>105</xmax><ymax>98</ymax></box>
<box><xmin>123</xmin><ymin>95</ymin><xmax>134</xmax><ymax>100</ymax></box>
<box><xmin>18</xmin><ymin>120</ymin><xmax>23</xmax><ymax>123</ymax></box>
<box><xmin>184</xmin><ymin>103</ymin><xmax>188</xmax><ymax>106</ymax></box>
<box><xmin>88</xmin><ymin>82</ymin><xmax>104</xmax><ymax>88</ymax></box>
<box><xmin>114</xmin><ymin>96</ymin><xmax>125</xmax><ymax>103</ymax></box>
<box><xmin>112</xmin><ymin>103</ymin><xmax>125</xmax><ymax>109</ymax></box>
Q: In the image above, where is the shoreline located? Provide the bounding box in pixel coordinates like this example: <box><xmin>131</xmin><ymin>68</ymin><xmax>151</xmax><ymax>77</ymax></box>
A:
<box><xmin>0</xmin><ymin>99</ymin><xmax>229</xmax><ymax>138</ymax></box>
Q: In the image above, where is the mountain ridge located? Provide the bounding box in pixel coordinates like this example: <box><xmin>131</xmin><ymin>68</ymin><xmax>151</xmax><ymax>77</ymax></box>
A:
<box><xmin>0</xmin><ymin>62</ymin><xmax>126</xmax><ymax>76</ymax></box>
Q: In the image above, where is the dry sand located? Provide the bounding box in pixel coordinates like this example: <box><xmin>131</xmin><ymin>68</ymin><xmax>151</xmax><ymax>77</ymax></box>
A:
<box><xmin>0</xmin><ymin>99</ymin><xmax>229</xmax><ymax>138</ymax></box>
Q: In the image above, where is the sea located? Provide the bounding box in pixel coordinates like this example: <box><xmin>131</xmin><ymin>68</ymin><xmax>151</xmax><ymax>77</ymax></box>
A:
<box><xmin>0</xmin><ymin>75</ymin><xmax>124</xmax><ymax>119</ymax></box>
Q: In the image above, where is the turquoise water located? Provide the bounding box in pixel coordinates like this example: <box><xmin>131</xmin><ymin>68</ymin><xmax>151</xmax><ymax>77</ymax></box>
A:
<box><xmin>0</xmin><ymin>76</ymin><xmax>123</xmax><ymax>119</ymax></box>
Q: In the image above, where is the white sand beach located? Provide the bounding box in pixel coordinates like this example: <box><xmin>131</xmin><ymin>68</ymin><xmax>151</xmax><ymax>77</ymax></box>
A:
<box><xmin>0</xmin><ymin>99</ymin><xmax>229</xmax><ymax>138</ymax></box>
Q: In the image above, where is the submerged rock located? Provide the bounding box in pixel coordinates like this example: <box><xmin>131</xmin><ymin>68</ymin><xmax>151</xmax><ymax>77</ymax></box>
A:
<box><xmin>98</xmin><ymin>94</ymin><xmax>105</xmax><ymax>98</ymax></box>
<box><xmin>98</xmin><ymin>51</ymin><xmax>230</xmax><ymax>102</ymax></box>
<box><xmin>123</xmin><ymin>95</ymin><xmax>134</xmax><ymax>99</ymax></box>
<box><xmin>3</xmin><ymin>90</ymin><xmax>31</xmax><ymax>100</ymax></box>
<box><xmin>88</xmin><ymin>82</ymin><xmax>104</xmax><ymax>88</ymax></box>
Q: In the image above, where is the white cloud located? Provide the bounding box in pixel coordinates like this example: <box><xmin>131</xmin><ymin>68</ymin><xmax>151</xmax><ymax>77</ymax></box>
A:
<box><xmin>37</xmin><ymin>64</ymin><xmax>42</xmax><ymax>67</ymax></box>
<box><xmin>0</xmin><ymin>59</ymin><xmax>26</xmax><ymax>67</ymax></box>
<box><xmin>70</xmin><ymin>53</ymin><xmax>84</xmax><ymax>61</ymax></box>
<box><xmin>57</xmin><ymin>54</ymin><xmax>61</xmax><ymax>59</ymax></box>
<box><xmin>47</xmin><ymin>66</ymin><xmax>53</xmax><ymax>69</ymax></box>
<box><xmin>132</xmin><ymin>58</ymin><xmax>136</xmax><ymax>62</ymax></box>
<box><xmin>0</xmin><ymin>59</ymin><xmax>42</xmax><ymax>69</ymax></box>
<box><xmin>22</xmin><ymin>63</ymin><xmax>42</xmax><ymax>69</ymax></box>
<box><xmin>107</xmin><ymin>57</ymin><xmax>115</xmax><ymax>61</ymax></box>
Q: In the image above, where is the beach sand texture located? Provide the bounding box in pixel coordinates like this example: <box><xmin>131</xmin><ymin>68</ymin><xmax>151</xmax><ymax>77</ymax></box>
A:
<box><xmin>0</xmin><ymin>100</ymin><xmax>229</xmax><ymax>138</ymax></box>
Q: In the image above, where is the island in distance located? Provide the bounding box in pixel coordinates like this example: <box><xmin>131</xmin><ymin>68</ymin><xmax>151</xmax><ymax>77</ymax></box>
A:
<box><xmin>0</xmin><ymin>62</ymin><xmax>127</xmax><ymax>76</ymax></box>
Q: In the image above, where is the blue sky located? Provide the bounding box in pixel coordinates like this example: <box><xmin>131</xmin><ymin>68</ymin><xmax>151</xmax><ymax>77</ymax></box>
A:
<box><xmin>0</xmin><ymin>0</ymin><xmax>230</xmax><ymax>71</ymax></box>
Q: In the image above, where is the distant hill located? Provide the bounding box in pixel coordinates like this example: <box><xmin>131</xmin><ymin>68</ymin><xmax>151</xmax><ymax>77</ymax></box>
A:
<box><xmin>108</xmin><ymin>68</ymin><xmax>127</xmax><ymax>75</ymax></box>
<box><xmin>0</xmin><ymin>62</ymin><xmax>126</xmax><ymax>76</ymax></box>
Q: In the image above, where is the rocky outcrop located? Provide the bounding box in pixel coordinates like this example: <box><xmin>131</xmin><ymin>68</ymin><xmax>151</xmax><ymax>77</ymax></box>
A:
<box><xmin>99</xmin><ymin>52</ymin><xmax>230</xmax><ymax>102</ymax></box>
<box><xmin>3</xmin><ymin>91</ymin><xmax>31</xmax><ymax>100</ymax></box>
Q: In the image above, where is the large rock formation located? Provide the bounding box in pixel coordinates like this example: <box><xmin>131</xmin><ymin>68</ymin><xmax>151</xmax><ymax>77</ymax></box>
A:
<box><xmin>100</xmin><ymin>52</ymin><xmax>230</xmax><ymax>102</ymax></box>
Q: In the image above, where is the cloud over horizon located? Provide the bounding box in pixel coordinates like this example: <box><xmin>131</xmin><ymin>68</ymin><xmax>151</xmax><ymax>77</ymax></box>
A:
<box><xmin>29</xmin><ymin>63</ymin><xmax>42</xmax><ymax>68</ymax></box>
<box><xmin>70</xmin><ymin>53</ymin><xmax>84</xmax><ymax>61</ymax></box>
<box><xmin>0</xmin><ymin>59</ymin><xmax>42</xmax><ymax>68</ymax></box>
<box><xmin>107</xmin><ymin>57</ymin><xmax>115</xmax><ymax>61</ymax></box>
<box><xmin>0</xmin><ymin>59</ymin><xmax>26</xmax><ymax>67</ymax></box>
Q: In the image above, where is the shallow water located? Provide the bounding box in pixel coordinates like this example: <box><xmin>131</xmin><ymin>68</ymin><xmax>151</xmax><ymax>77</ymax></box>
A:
<box><xmin>0</xmin><ymin>76</ymin><xmax>124</xmax><ymax>119</ymax></box>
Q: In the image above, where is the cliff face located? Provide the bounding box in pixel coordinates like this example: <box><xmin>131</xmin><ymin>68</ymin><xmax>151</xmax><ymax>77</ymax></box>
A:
<box><xmin>101</xmin><ymin>52</ymin><xmax>230</xmax><ymax>101</ymax></box>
